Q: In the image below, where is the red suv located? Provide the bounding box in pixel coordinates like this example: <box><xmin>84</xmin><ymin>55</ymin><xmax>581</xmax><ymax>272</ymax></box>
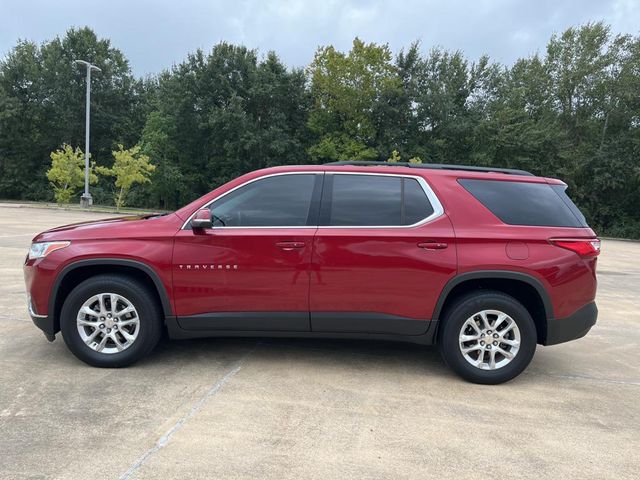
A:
<box><xmin>24</xmin><ymin>162</ymin><xmax>599</xmax><ymax>384</ymax></box>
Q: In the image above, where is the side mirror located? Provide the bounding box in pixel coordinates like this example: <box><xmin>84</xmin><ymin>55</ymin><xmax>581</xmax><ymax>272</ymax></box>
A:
<box><xmin>190</xmin><ymin>208</ymin><xmax>212</xmax><ymax>229</ymax></box>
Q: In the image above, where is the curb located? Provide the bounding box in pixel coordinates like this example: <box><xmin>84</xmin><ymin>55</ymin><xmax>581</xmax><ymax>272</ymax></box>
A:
<box><xmin>0</xmin><ymin>201</ymin><xmax>164</xmax><ymax>216</ymax></box>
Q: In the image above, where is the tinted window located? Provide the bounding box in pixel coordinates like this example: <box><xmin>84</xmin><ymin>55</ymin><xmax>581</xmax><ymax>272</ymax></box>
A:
<box><xmin>404</xmin><ymin>178</ymin><xmax>435</xmax><ymax>224</ymax></box>
<box><xmin>326</xmin><ymin>175</ymin><xmax>435</xmax><ymax>226</ymax></box>
<box><xmin>210</xmin><ymin>174</ymin><xmax>316</xmax><ymax>227</ymax></box>
<box><xmin>459</xmin><ymin>179</ymin><xmax>587</xmax><ymax>227</ymax></box>
<box><xmin>329</xmin><ymin>175</ymin><xmax>401</xmax><ymax>226</ymax></box>
<box><xmin>551</xmin><ymin>185</ymin><xmax>588</xmax><ymax>226</ymax></box>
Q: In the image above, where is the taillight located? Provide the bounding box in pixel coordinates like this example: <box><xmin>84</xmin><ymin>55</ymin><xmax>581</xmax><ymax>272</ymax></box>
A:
<box><xmin>549</xmin><ymin>238</ymin><xmax>600</xmax><ymax>257</ymax></box>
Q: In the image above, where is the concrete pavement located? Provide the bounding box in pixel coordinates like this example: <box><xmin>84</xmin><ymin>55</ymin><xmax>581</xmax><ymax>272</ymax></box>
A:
<box><xmin>0</xmin><ymin>205</ymin><xmax>638</xmax><ymax>479</ymax></box>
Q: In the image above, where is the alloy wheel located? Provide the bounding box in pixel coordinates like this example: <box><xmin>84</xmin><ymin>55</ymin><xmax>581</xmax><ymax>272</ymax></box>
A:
<box><xmin>76</xmin><ymin>292</ymin><xmax>140</xmax><ymax>354</ymax></box>
<box><xmin>458</xmin><ymin>309</ymin><xmax>521</xmax><ymax>370</ymax></box>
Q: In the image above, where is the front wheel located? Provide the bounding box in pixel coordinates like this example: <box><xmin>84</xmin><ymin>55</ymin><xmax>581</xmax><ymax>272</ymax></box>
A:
<box><xmin>439</xmin><ymin>291</ymin><xmax>537</xmax><ymax>384</ymax></box>
<box><xmin>60</xmin><ymin>274</ymin><xmax>163</xmax><ymax>367</ymax></box>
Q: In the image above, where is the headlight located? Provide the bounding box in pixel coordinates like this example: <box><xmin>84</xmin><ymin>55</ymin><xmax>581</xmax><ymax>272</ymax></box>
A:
<box><xmin>28</xmin><ymin>241</ymin><xmax>71</xmax><ymax>260</ymax></box>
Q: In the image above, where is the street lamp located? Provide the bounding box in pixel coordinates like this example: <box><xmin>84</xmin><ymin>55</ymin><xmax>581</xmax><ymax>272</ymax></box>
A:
<box><xmin>73</xmin><ymin>60</ymin><xmax>101</xmax><ymax>208</ymax></box>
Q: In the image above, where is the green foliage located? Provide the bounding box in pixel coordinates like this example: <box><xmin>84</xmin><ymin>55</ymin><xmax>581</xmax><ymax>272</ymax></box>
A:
<box><xmin>0</xmin><ymin>27</ymin><xmax>148</xmax><ymax>200</ymax></box>
<box><xmin>1</xmin><ymin>24</ymin><xmax>639</xmax><ymax>237</ymax></box>
<box><xmin>138</xmin><ymin>45</ymin><xmax>311</xmax><ymax>208</ymax></box>
<box><xmin>46</xmin><ymin>144</ymin><xmax>97</xmax><ymax>203</ymax></box>
<box><xmin>307</xmin><ymin>38</ymin><xmax>400</xmax><ymax>162</ymax></box>
<box><xmin>96</xmin><ymin>144</ymin><xmax>155</xmax><ymax>210</ymax></box>
<box><xmin>385</xmin><ymin>150</ymin><xmax>423</xmax><ymax>164</ymax></box>
<box><xmin>387</xmin><ymin>150</ymin><xmax>401</xmax><ymax>163</ymax></box>
<box><xmin>477</xmin><ymin>22</ymin><xmax>640</xmax><ymax>234</ymax></box>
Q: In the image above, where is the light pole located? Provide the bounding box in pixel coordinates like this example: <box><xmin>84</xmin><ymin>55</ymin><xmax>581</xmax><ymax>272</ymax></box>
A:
<box><xmin>74</xmin><ymin>60</ymin><xmax>101</xmax><ymax>208</ymax></box>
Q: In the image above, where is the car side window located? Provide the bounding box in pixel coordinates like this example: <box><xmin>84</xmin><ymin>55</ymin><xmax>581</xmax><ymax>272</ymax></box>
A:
<box><xmin>209</xmin><ymin>174</ymin><xmax>317</xmax><ymax>227</ymax></box>
<box><xmin>324</xmin><ymin>174</ymin><xmax>434</xmax><ymax>226</ymax></box>
<box><xmin>404</xmin><ymin>178</ymin><xmax>435</xmax><ymax>224</ymax></box>
<box><xmin>328</xmin><ymin>175</ymin><xmax>401</xmax><ymax>226</ymax></box>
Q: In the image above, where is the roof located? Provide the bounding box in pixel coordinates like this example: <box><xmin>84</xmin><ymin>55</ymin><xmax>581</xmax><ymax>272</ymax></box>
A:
<box><xmin>203</xmin><ymin>163</ymin><xmax>556</xmax><ymax>189</ymax></box>
<box><xmin>325</xmin><ymin>161</ymin><xmax>534</xmax><ymax>176</ymax></box>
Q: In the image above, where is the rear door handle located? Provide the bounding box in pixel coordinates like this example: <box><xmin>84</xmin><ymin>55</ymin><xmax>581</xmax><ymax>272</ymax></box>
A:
<box><xmin>276</xmin><ymin>241</ymin><xmax>306</xmax><ymax>250</ymax></box>
<box><xmin>418</xmin><ymin>241</ymin><xmax>448</xmax><ymax>250</ymax></box>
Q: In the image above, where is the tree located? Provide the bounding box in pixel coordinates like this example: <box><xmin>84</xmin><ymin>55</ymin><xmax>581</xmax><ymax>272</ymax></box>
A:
<box><xmin>476</xmin><ymin>22</ymin><xmax>640</xmax><ymax>233</ymax></box>
<box><xmin>1</xmin><ymin>24</ymin><xmax>639</xmax><ymax>237</ymax></box>
<box><xmin>385</xmin><ymin>149</ymin><xmax>422</xmax><ymax>164</ymax></box>
<box><xmin>97</xmin><ymin>144</ymin><xmax>155</xmax><ymax>210</ymax></box>
<box><xmin>307</xmin><ymin>38</ymin><xmax>400</xmax><ymax>162</ymax></box>
<box><xmin>138</xmin><ymin>109</ymin><xmax>183</xmax><ymax>209</ymax></box>
<box><xmin>46</xmin><ymin>144</ymin><xmax>97</xmax><ymax>203</ymax></box>
<box><xmin>387</xmin><ymin>150</ymin><xmax>401</xmax><ymax>163</ymax></box>
<box><xmin>0</xmin><ymin>27</ymin><xmax>146</xmax><ymax>201</ymax></box>
<box><xmin>139</xmin><ymin>44</ymin><xmax>311</xmax><ymax>209</ymax></box>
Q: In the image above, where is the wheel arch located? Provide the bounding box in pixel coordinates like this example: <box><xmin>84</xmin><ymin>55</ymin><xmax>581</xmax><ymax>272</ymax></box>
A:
<box><xmin>49</xmin><ymin>259</ymin><xmax>172</xmax><ymax>334</ymax></box>
<box><xmin>433</xmin><ymin>271</ymin><xmax>552</xmax><ymax>344</ymax></box>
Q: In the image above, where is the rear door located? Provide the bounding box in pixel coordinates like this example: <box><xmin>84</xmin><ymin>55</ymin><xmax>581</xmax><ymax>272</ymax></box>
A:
<box><xmin>309</xmin><ymin>172</ymin><xmax>456</xmax><ymax>335</ymax></box>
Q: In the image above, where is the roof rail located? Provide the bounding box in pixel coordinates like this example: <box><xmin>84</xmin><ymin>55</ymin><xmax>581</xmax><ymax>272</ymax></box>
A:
<box><xmin>324</xmin><ymin>161</ymin><xmax>534</xmax><ymax>176</ymax></box>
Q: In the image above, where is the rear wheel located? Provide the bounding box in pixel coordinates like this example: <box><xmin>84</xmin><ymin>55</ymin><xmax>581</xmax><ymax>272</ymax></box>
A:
<box><xmin>439</xmin><ymin>291</ymin><xmax>537</xmax><ymax>384</ymax></box>
<box><xmin>60</xmin><ymin>274</ymin><xmax>163</xmax><ymax>367</ymax></box>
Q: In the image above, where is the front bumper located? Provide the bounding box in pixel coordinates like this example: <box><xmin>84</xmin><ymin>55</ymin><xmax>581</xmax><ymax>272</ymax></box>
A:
<box><xmin>28</xmin><ymin>297</ymin><xmax>55</xmax><ymax>342</ymax></box>
<box><xmin>24</xmin><ymin>256</ymin><xmax>59</xmax><ymax>342</ymax></box>
<box><xmin>544</xmin><ymin>302</ymin><xmax>597</xmax><ymax>346</ymax></box>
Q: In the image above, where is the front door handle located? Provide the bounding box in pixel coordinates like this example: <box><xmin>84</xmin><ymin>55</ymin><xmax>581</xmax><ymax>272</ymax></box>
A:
<box><xmin>276</xmin><ymin>241</ymin><xmax>306</xmax><ymax>250</ymax></box>
<box><xmin>418</xmin><ymin>241</ymin><xmax>448</xmax><ymax>250</ymax></box>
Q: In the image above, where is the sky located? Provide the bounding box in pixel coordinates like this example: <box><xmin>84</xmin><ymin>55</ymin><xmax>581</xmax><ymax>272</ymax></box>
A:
<box><xmin>1</xmin><ymin>0</ymin><xmax>639</xmax><ymax>77</ymax></box>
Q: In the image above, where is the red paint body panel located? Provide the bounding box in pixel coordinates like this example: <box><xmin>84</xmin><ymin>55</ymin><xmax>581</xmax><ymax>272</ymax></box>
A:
<box><xmin>310</xmin><ymin>214</ymin><xmax>457</xmax><ymax>320</ymax></box>
<box><xmin>24</xmin><ymin>214</ymin><xmax>181</xmax><ymax>316</ymax></box>
<box><xmin>172</xmin><ymin>228</ymin><xmax>315</xmax><ymax>317</ymax></box>
<box><xmin>435</xmin><ymin>174</ymin><xmax>598</xmax><ymax>318</ymax></box>
<box><xmin>24</xmin><ymin>164</ymin><xmax>598</xmax><ymax>342</ymax></box>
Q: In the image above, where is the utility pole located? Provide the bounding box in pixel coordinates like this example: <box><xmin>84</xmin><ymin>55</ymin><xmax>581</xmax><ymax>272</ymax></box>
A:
<box><xmin>74</xmin><ymin>60</ymin><xmax>101</xmax><ymax>208</ymax></box>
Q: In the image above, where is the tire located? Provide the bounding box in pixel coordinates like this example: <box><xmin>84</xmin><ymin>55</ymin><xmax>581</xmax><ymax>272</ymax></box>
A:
<box><xmin>60</xmin><ymin>274</ymin><xmax>163</xmax><ymax>367</ymax></box>
<box><xmin>438</xmin><ymin>290</ymin><xmax>537</xmax><ymax>384</ymax></box>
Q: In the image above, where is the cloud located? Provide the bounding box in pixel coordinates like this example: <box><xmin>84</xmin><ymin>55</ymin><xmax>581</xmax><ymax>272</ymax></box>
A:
<box><xmin>1</xmin><ymin>0</ymin><xmax>638</xmax><ymax>76</ymax></box>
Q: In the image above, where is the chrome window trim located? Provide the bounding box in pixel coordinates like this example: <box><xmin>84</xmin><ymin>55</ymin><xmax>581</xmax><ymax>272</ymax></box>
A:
<box><xmin>181</xmin><ymin>170</ymin><xmax>444</xmax><ymax>230</ymax></box>
<box><xmin>320</xmin><ymin>172</ymin><xmax>444</xmax><ymax>229</ymax></box>
<box><xmin>180</xmin><ymin>172</ymin><xmax>320</xmax><ymax>230</ymax></box>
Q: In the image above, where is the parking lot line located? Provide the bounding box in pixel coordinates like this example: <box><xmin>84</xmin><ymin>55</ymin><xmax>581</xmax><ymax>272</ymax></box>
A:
<box><xmin>118</xmin><ymin>345</ymin><xmax>258</xmax><ymax>480</ymax></box>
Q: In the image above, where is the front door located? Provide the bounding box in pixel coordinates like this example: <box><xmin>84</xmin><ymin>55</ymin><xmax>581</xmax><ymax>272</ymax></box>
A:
<box><xmin>310</xmin><ymin>173</ymin><xmax>456</xmax><ymax>335</ymax></box>
<box><xmin>173</xmin><ymin>172</ymin><xmax>322</xmax><ymax>332</ymax></box>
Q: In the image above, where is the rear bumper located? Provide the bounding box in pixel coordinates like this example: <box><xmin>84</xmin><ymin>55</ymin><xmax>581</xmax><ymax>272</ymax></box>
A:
<box><xmin>544</xmin><ymin>302</ymin><xmax>597</xmax><ymax>346</ymax></box>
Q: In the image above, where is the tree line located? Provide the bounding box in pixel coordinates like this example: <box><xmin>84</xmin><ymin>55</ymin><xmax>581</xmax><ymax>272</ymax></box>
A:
<box><xmin>0</xmin><ymin>23</ymin><xmax>638</xmax><ymax>236</ymax></box>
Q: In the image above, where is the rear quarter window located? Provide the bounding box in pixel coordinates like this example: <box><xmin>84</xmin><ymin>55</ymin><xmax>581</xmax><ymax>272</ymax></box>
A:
<box><xmin>459</xmin><ymin>179</ymin><xmax>588</xmax><ymax>228</ymax></box>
